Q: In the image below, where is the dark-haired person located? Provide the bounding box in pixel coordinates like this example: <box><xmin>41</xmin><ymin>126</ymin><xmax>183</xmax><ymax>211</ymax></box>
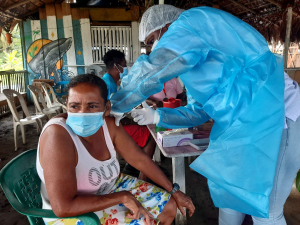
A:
<box><xmin>37</xmin><ymin>74</ymin><xmax>195</xmax><ymax>225</ymax></box>
<box><xmin>102</xmin><ymin>50</ymin><xmax>156</xmax><ymax>181</ymax></box>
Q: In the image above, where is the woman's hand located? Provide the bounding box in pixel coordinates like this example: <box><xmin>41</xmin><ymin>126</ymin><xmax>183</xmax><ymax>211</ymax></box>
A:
<box><xmin>172</xmin><ymin>191</ymin><xmax>195</xmax><ymax>217</ymax></box>
<box><xmin>123</xmin><ymin>191</ymin><xmax>154</xmax><ymax>225</ymax></box>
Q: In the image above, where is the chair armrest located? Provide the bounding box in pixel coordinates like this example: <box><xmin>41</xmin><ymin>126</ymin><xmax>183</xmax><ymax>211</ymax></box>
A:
<box><xmin>15</xmin><ymin>205</ymin><xmax>100</xmax><ymax>225</ymax></box>
<box><xmin>1</xmin><ymin>169</ymin><xmax>100</xmax><ymax>224</ymax></box>
<box><xmin>4</xmin><ymin>195</ymin><xmax>100</xmax><ymax>224</ymax></box>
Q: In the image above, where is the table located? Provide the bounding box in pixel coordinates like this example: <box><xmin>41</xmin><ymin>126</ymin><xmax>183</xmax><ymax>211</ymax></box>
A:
<box><xmin>147</xmin><ymin>124</ymin><xmax>205</xmax><ymax>225</ymax></box>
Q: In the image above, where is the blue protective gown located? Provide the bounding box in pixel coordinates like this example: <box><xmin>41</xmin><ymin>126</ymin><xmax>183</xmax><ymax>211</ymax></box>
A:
<box><xmin>102</xmin><ymin>73</ymin><xmax>117</xmax><ymax>99</ymax></box>
<box><xmin>110</xmin><ymin>7</ymin><xmax>284</xmax><ymax>217</ymax></box>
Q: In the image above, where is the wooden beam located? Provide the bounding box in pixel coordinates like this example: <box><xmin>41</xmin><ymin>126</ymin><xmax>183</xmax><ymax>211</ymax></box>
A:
<box><xmin>131</xmin><ymin>5</ymin><xmax>139</xmax><ymax>21</ymax></box>
<box><xmin>3</xmin><ymin>0</ymin><xmax>33</xmax><ymax>11</ymax></box>
<box><xmin>0</xmin><ymin>8</ymin><xmax>22</xmax><ymax>20</ymax></box>
<box><xmin>79</xmin><ymin>9</ymin><xmax>89</xmax><ymax>19</ymax></box>
<box><xmin>90</xmin><ymin>21</ymin><xmax>131</xmax><ymax>26</ymax></box>
<box><xmin>89</xmin><ymin>8</ymin><xmax>134</xmax><ymax>21</ymax></box>
<box><xmin>45</xmin><ymin>3</ymin><xmax>56</xmax><ymax>16</ymax></box>
<box><xmin>71</xmin><ymin>8</ymin><xmax>80</xmax><ymax>20</ymax></box>
<box><xmin>55</xmin><ymin>3</ymin><xmax>63</xmax><ymax>19</ymax></box>
<box><xmin>10</xmin><ymin>19</ymin><xmax>19</xmax><ymax>32</ymax></box>
<box><xmin>266</xmin><ymin>0</ymin><xmax>300</xmax><ymax>19</ymax></box>
<box><xmin>284</xmin><ymin>7</ymin><xmax>293</xmax><ymax>69</ymax></box>
<box><xmin>21</xmin><ymin>8</ymin><xmax>39</xmax><ymax>18</ymax></box>
<box><xmin>233</xmin><ymin>1</ymin><xmax>280</xmax><ymax>29</ymax></box>
<box><xmin>265</xmin><ymin>0</ymin><xmax>282</xmax><ymax>8</ymax></box>
<box><xmin>228</xmin><ymin>0</ymin><xmax>256</xmax><ymax>14</ymax></box>
<box><xmin>61</xmin><ymin>2</ymin><xmax>71</xmax><ymax>16</ymax></box>
<box><xmin>39</xmin><ymin>8</ymin><xmax>46</xmax><ymax>20</ymax></box>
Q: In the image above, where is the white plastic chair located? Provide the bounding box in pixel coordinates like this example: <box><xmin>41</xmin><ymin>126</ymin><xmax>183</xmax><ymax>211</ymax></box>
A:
<box><xmin>40</xmin><ymin>82</ymin><xmax>62</xmax><ymax>112</ymax></box>
<box><xmin>27</xmin><ymin>85</ymin><xmax>59</xmax><ymax>119</ymax></box>
<box><xmin>3</xmin><ymin>89</ymin><xmax>47</xmax><ymax>151</ymax></box>
<box><xmin>55</xmin><ymin>97</ymin><xmax>68</xmax><ymax>113</ymax></box>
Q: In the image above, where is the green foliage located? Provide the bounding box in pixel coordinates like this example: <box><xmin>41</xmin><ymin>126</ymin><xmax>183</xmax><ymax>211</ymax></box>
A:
<box><xmin>296</xmin><ymin>171</ymin><xmax>300</xmax><ymax>192</ymax></box>
<box><xmin>0</xmin><ymin>26</ymin><xmax>23</xmax><ymax>71</ymax></box>
<box><xmin>2</xmin><ymin>50</ymin><xmax>23</xmax><ymax>70</ymax></box>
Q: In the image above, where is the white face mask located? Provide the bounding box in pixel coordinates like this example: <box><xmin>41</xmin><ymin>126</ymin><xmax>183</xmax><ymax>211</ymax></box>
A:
<box><xmin>115</xmin><ymin>63</ymin><xmax>128</xmax><ymax>79</ymax></box>
<box><xmin>151</xmin><ymin>28</ymin><xmax>162</xmax><ymax>52</ymax></box>
<box><xmin>151</xmin><ymin>40</ymin><xmax>159</xmax><ymax>52</ymax></box>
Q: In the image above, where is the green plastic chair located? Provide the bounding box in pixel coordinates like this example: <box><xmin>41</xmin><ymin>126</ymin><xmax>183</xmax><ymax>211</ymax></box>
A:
<box><xmin>0</xmin><ymin>149</ymin><xmax>100</xmax><ymax>225</ymax></box>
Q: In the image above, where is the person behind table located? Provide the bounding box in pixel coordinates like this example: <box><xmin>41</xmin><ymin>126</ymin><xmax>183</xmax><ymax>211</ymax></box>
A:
<box><xmin>147</xmin><ymin>77</ymin><xmax>185</xmax><ymax>108</ymax></box>
<box><xmin>108</xmin><ymin>4</ymin><xmax>300</xmax><ymax>225</ymax></box>
<box><xmin>102</xmin><ymin>50</ymin><xmax>156</xmax><ymax>181</ymax></box>
<box><xmin>37</xmin><ymin>74</ymin><xmax>195</xmax><ymax>225</ymax></box>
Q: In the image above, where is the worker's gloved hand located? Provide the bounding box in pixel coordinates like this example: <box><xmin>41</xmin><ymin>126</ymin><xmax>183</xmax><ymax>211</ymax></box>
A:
<box><xmin>131</xmin><ymin>101</ymin><xmax>160</xmax><ymax>125</ymax></box>
<box><xmin>110</xmin><ymin>110</ymin><xmax>124</xmax><ymax>126</ymax></box>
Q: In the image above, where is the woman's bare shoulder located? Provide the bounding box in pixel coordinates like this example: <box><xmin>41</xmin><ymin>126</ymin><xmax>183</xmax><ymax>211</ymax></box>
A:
<box><xmin>40</xmin><ymin>121</ymin><xmax>72</xmax><ymax>144</ymax></box>
<box><xmin>39</xmin><ymin>122</ymin><xmax>76</xmax><ymax>165</ymax></box>
<box><xmin>105</xmin><ymin>116</ymin><xmax>118</xmax><ymax>132</ymax></box>
<box><xmin>104</xmin><ymin>116</ymin><xmax>125</xmax><ymax>141</ymax></box>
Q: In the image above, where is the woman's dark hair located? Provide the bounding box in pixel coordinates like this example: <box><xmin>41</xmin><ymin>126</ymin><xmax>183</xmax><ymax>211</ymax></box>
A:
<box><xmin>103</xmin><ymin>50</ymin><xmax>125</xmax><ymax>69</ymax></box>
<box><xmin>67</xmin><ymin>74</ymin><xmax>108</xmax><ymax>103</ymax></box>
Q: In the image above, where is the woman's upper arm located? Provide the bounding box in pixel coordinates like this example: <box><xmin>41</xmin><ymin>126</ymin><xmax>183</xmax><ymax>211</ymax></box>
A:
<box><xmin>105</xmin><ymin>117</ymin><xmax>147</xmax><ymax>166</ymax></box>
<box><xmin>39</xmin><ymin>125</ymin><xmax>78</xmax><ymax>210</ymax></box>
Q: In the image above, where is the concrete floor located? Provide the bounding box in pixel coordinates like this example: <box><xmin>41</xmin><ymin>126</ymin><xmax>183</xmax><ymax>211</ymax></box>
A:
<box><xmin>1</xmin><ymin>105</ymin><xmax>300</xmax><ymax>225</ymax></box>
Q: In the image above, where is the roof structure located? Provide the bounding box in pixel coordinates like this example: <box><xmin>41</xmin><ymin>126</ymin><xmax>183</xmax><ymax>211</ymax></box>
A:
<box><xmin>0</xmin><ymin>0</ymin><xmax>299</xmax><ymax>43</ymax></box>
<box><xmin>0</xmin><ymin>0</ymin><xmax>64</xmax><ymax>32</ymax></box>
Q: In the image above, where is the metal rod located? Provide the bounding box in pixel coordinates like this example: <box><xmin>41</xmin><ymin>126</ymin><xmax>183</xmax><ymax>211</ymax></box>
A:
<box><xmin>284</xmin><ymin>7</ymin><xmax>293</xmax><ymax>69</ymax></box>
<box><xmin>285</xmin><ymin>68</ymin><xmax>300</xmax><ymax>71</ymax></box>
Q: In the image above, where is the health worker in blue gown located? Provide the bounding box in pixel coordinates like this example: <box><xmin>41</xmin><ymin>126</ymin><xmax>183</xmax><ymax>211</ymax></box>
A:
<box><xmin>110</xmin><ymin>4</ymin><xmax>300</xmax><ymax>225</ymax></box>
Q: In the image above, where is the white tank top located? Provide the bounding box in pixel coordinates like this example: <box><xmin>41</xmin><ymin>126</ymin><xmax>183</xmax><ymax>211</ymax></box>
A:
<box><xmin>36</xmin><ymin>118</ymin><xmax>120</xmax><ymax>221</ymax></box>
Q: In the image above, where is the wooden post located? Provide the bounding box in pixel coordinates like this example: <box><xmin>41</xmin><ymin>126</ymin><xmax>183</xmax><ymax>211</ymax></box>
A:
<box><xmin>19</xmin><ymin>21</ymin><xmax>32</xmax><ymax>102</ymax></box>
<box><xmin>131</xmin><ymin>21</ymin><xmax>140</xmax><ymax>62</ymax></box>
<box><xmin>284</xmin><ymin>7</ymin><xmax>293</xmax><ymax>69</ymax></box>
<box><xmin>159</xmin><ymin>0</ymin><xmax>164</xmax><ymax>4</ymax></box>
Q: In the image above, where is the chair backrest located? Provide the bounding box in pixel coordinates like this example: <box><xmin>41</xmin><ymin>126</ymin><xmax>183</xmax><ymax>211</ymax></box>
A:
<box><xmin>56</xmin><ymin>81</ymin><xmax>70</xmax><ymax>87</ymax></box>
<box><xmin>3</xmin><ymin>89</ymin><xmax>31</xmax><ymax>122</ymax></box>
<box><xmin>0</xmin><ymin>149</ymin><xmax>45</xmax><ymax>225</ymax></box>
<box><xmin>40</xmin><ymin>82</ymin><xmax>58</xmax><ymax>106</ymax></box>
<box><xmin>27</xmin><ymin>85</ymin><xmax>49</xmax><ymax>113</ymax></box>
<box><xmin>56</xmin><ymin>81</ymin><xmax>70</xmax><ymax>93</ymax></box>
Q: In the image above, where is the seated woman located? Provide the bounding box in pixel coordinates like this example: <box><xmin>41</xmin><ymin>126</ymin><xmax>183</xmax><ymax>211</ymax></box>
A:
<box><xmin>37</xmin><ymin>74</ymin><xmax>195</xmax><ymax>225</ymax></box>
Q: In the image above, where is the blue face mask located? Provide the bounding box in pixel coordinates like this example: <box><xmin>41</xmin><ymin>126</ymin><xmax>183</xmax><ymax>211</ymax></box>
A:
<box><xmin>115</xmin><ymin>64</ymin><xmax>128</xmax><ymax>79</ymax></box>
<box><xmin>66</xmin><ymin>111</ymin><xmax>105</xmax><ymax>137</ymax></box>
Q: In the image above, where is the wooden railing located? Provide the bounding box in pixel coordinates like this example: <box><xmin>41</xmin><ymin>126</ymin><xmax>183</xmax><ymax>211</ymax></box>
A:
<box><xmin>0</xmin><ymin>70</ymin><xmax>29</xmax><ymax>93</ymax></box>
<box><xmin>0</xmin><ymin>70</ymin><xmax>29</xmax><ymax>117</ymax></box>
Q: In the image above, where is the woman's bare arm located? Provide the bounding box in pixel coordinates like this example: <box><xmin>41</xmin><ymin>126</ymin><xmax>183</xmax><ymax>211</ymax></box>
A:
<box><xmin>106</xmin><ymin>117</ymin><xmax>173</xmax><ymax>192</ymax></box>
<box><xmin>106</xmin><ymin>117</ymin><xmax>195</xmax><ymax>216</ymax></box>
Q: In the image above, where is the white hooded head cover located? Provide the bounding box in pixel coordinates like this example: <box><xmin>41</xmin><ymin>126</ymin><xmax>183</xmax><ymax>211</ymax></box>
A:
<box><xmin>139</xmin><ymin>4</ymin><xmax>184</xmax><ymax>43</ymax></box>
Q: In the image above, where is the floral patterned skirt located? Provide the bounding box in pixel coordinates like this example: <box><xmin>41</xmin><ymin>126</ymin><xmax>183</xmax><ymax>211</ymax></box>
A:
<box><xmin>46</xmin><ymin>173</ymin><xmax>171</xmax><ymax>225</ymax></box>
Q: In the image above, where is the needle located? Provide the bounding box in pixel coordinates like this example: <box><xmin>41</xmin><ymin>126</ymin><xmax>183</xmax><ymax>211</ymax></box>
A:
<box><xmin>121</xmin><ymin>103</ymin><xmax>142</xmax><ymax>119</ymax></box>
